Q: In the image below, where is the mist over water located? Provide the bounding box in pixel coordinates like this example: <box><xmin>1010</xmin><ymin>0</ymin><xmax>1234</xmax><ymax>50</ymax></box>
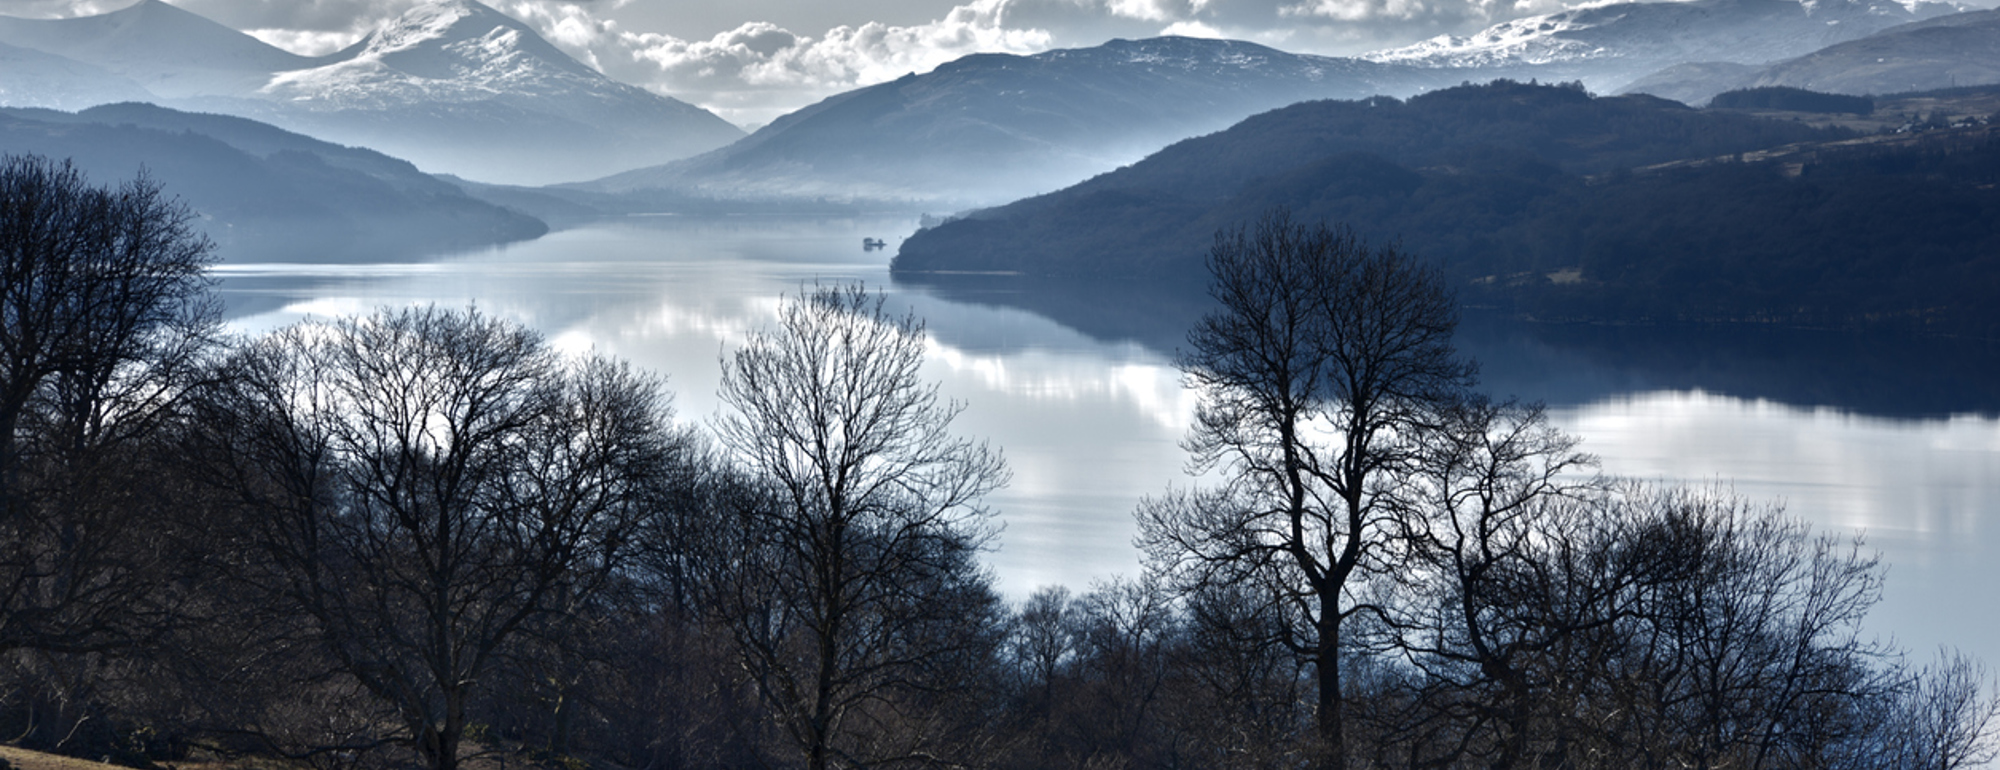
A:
<box><xmin>213</xmin><ymin>214</ymin><xmax>2000</xmax><ymax>672</ymax></box>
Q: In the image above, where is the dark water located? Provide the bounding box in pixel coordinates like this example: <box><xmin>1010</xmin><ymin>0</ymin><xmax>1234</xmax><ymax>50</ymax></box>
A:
<box><xmin>213</xmin><ymin>214</ymin><xmax>2000</xmax><ymax>672</ymax></box>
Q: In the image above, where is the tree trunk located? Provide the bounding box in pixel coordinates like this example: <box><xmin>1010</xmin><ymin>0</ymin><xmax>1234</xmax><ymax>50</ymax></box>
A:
<box><xmin>425</xmin><ymin>690</ymin><xmax>466</xmax><ymax>770</ymax></box>
<box><xmin>550</xmin><ymin>689</ymin><xmax>570</xmax><ymax>756</ymax></box>
<box><xmin>1318</xmin><ymin>599</ymin><xmax>1346</xmax><ymax>770</ymax></box>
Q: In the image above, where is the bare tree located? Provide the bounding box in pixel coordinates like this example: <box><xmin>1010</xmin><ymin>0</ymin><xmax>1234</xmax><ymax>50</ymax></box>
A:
<box><xmin>1561</xmin><ymin>485</ymin><xmax>1895</xmax><ymax>770</ymax></box>
<box><xmin>1063</xmin><ymin>576</ymin><xmax>1180</xmax><ymax>766</ymax></box>
<box><xmin>1138</xmin><ymin>210</ymin><xmax>1474</xmax><ymax>770</ymax></box>
<box><xmin>1391</xmin><ymin>398</ymin><xmax>1605</xmax><ymax>768</ymax></box>
<box><xmin>0</xmin><ymin>154</ymin><xmax>217</xmax><ymax>660</ymax></box>
<box><xmin>1012</xmin><ymin>585</ymin><xmax>1078</xmax><ymax>705</ymax></box>
<box><xmin>1866</xmin><ymin>649</ymin><xmax>2000</xmax><ymax>770</ymax></box>
<box><xmin>183</xmin><ymin>306</ymin><xmax>686</xmax><ymax>770</ymax></box>
<box><xmin>1173</xmin><ymin>578</ymin><xmax>1313</xmax><ymax>770</ymax></box>
<box><xmin>711</xmin><ymin>283</ymin><xmax>1008</xmax><ymax>770</ymax></box>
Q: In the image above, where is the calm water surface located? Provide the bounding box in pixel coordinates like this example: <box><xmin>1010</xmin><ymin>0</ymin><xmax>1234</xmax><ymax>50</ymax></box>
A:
<box><xmin>214</xmin><ymin>215</ymin><xmax>2000</xmax><ymax>670</ymax></box>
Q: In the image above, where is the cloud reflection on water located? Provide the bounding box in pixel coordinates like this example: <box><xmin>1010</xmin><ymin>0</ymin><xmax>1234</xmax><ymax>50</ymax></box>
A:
<box><xmin>212</xmin><ymin>217</ymin><xmax>2000</xmax><ymax>669</ymax></box>
<box><xmin>1554</xmin><ymin>390</ymin><xmax>2000</xmax><ymax>661</ymax></box>
<box><xmin>1557</xmin><ymin>390</ymin><xmax>2000</xmax><ymax>539</ymax></box>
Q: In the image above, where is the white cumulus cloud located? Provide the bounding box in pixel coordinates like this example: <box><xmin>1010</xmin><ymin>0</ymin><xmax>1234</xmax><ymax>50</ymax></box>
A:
<box><xmin>493</xmin><ymin>0</ymin><xmax>1054</xmax><ymax>126</ymax></box>
<box><xmin>1159</xmin><ymin>19</ymin><xmax>1227</xmax><ymax>36</ymax></box>
<box><xmin>16</xmin><ymin>0</ymin><xmax>1664</xmax><ymax>126</ymax></box>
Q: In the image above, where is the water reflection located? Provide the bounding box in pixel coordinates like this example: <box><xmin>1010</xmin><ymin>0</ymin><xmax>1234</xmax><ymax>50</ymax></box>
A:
<box><xmin>1551</xmin><ymin>392</ymin><xmax>2000</xmax><ymax>662</ymax></box>
<box><xmin>905</xmin><ymin>273</ymin><xmax>2000</xmax><ymax>419</ymax></box>
<box><xmin>214</xmin><ymin>216</ymin><xmax>1191</xmax><ymax>592</ymax></box>
<box><xmin>212</xmin><ymin>215</ymin><xmax>2000</xmax><ymax>671</ymax></box>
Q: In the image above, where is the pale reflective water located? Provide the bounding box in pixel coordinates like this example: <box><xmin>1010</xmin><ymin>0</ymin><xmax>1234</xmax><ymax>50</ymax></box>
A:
<box><xmin>215</xmin><ymin>215</ymin><xmax>2000</xmax><ymax>670</ymax></box>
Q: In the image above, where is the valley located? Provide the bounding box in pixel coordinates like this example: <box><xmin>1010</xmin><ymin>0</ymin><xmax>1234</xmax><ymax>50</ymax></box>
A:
<box><xmin>2</xmin><ymin>0</ymin><xmax>2000</xmax><ymax>767</ymax></box>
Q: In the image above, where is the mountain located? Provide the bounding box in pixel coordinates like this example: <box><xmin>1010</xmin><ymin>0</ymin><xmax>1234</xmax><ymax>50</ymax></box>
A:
<box><xmin>893</xmin><ymin>81</ymin><xmax>2000</xmax><ymax>335</ymax></box>
<box><xmin>0</xmin><ymin>40</ymin><xmax>153</xmax><ymax>110</ymax></box>
<box><xmin>1622</xmin><ymin>8</ymin><xmax>2000</xmax><ymax>103</ymax></box>
<box><xmin>1617</xmin><ymin>62</ymin><xmax>1767</xmax><ymax>104</ymax></box>
<box><xmin>573</xmin><ymin>37</ymin><xmax>1450</xmax><ymax>206</ymax></box>
<box><xmin>235</xmin><ymin>0</ymin><xmax>744</xmax><ymax>184</ymax></box>
<box><xmin>893</xmin><ymin>82</ymin><xmax>1840</xmax><ymax>278</ymax></box>
<box><xmin>0</xmin><ymin>0</ymin><xmax>320</xmax><ymax>98</ymax></box>
<box><xmin>0</xmin><ymin>102</ymin><xmax>547</xmax><ymax>259</ymax></box>
<box><xmin>572</xmin><ymin>0</ymin><xmax>1957</xmax><ymax>206</ymax></box>
<box><xmin>1364</xmin><ymin>0</ymin><xmax>1959</xmax><ymax>92</ymax></box>
<box><xmin>1755</xmin><ymin>8</ymin><xmax>2000</xmax><ymax>94</ymax></box>
<box><xmin>0</xmin><ymin>0</ymin><xmax>743</xmax><ymax>185</ymax></box>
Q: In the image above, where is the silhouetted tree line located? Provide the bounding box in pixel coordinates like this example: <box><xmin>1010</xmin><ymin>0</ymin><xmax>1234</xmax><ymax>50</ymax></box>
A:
<box><xmin>1708</xmin><ymin>88</ymin><xmax>1875</xmax><ymax>115</ymax></box>
<box><xmin>3</xmin><ymin>158</ymin><xmax>1997</xmax><ymax>770</ymax></box>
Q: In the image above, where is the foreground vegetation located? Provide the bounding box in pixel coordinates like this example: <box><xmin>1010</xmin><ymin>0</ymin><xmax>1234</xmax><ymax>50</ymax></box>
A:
<box><xmin>2</xmin><ymin>157</ymin><xmax>1997</xmax><ymax>770</ymax></box>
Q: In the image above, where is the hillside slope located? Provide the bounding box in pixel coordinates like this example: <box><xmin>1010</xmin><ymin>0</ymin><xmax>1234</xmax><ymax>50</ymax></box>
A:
<box><xmin>0</xmin><ymin>103</ymin><xmax>547</xmax><ymax>259</ymax></box>
<box><xmin>0</xmin><ymin>40</ymin><xmax>155</xmax><ymax>110</ymax></box>
<box><xmin>1621</xmin><ymin>8</ymin><xmax>2000</xmax><ymax>104</ymax></box>
<box><xmin>895</xmin><ymin>81</ymin><xmax>2000</xmax><ymax>333</ymax></box>
<box><xmin>578</xmin><ymin>37</ymin><xmax>1449</xmax><ymax>206</ymax></box>
<box><xmin>0</xmin><ymin>0</ymin><xmax>742</xmax><ymax>185</ymax></box>
<box><xmin>0</xmin><ymin>0</ymin><xmax>319</xmax><ymax>98</ymax></box>
<box><xmin>1364</xmin><ymin>0</ymin><xmax>1956</xmax><ymax>91</ymax></box>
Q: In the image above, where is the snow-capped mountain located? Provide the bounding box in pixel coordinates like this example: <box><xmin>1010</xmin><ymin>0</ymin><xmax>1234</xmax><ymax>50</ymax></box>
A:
<box><xmin>0</xmin><ymin>0</ymin><xmax>742</xmax><ymax>185</ymax></box>
<box><xmin>1363</xmin><ymin>0</ymin><xmax>1961</xmax><ymax>90</ymax></box>
<box><xmin>265</xmin><ymin>1</ymin><xmax>648</xmax><ymax>112</ymax></box>
<box><xmin>579</xmin><ymin>37</ymin><xmax>1450</xmax><ymax>206</ymax></box>
<box><xmin>237</xmin><ymin>0</ymin><xmax>744</xmax><ymax>184</ymax></box>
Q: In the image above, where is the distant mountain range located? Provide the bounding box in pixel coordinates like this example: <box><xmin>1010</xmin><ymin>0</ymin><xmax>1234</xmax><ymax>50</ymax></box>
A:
<box><xmin>1620</xmin><ymin>8</ymin><xmax>2000</xmax><ymax>104</ymax></box>
<box><xmin>0</xmin><ymin>0</ymin><xmax>741</xmax><ymax>185</ymax></box>
<box><xmin>572</xmin><ymin>0</ymin><xmax>1970</xmax><ymax>206</ymax></box>
<box><xmin>0</xmin><ymin>40</ymin><xmax>154</xmax><ymax>110</ymax></box>
<box><xmin>571</xmin><ymin>38</ymin><xmax>1452</xmax><ymax>206</ymax></box>
<box><xmin>1</xmin><ymin>0</ymin><xmax>1992</xmax><ymax>208</ymax></box>
<box><xmin>895</xmin><ymin>81</ymin><xmax>2000</xmax><ymax>334</ymax></box>
<box><xmin>1367</xmin><ymin>0</ymin><xmax>1956</xmax><ymax>86</ymax></box>
<box><xmin>0</xmin><ymin>102</ymin><xmax>546</xmax><ymax>259</ymax></box>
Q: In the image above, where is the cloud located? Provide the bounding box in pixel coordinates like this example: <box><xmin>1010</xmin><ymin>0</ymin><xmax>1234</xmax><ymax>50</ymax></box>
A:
<box><xmin>0</xmin><ymin>0</ymin><xmax>131</xmax><ymax>17</ymax></box>
<box><xmin>193</xmin><ymin>0</ymin><xmax>1540</xmax><ymax>123</ymax></box>
<box><xmin>25</xmin><ymin>0</ymin><xmax>1601</xmax><ymax>125</ymax></box>
<box><xmin>1104</xmin><ymin>0</ymin><xmax>1195</xmax><ymax>22</ymax></box>
<box><xmin>172</xmin><ymin>0</ymin><xmax>413</xmax><ymax>35</ymax></box>
<box><xmin>491</xmin><ymin>0</ymin><xmax>1054</xmax><ymax>126</ymax></box>
<box><xmin>1159</xmin><ymin>19</ymin><xmax>1226</xmax><ymax>36</ymax></box>
<box><xmin>242</xmin><ymin>28</ymin><xmax>367</xmax><ymax>56</ymax></box>
<box><xmin>1282</xmin><ymin>0</ymin><xmax>1437</xmax><ymax>22</ymax></box>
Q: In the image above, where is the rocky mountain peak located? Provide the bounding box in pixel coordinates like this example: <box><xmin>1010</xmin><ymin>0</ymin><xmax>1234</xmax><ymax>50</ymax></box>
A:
<box><xmin>346</xmin><ymin>0</ymin><xmax>595</xmax><ymax>81</ymax></box>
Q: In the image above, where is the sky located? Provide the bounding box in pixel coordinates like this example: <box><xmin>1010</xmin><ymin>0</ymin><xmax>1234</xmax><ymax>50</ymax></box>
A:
<box><xmin>0</xmin><ymin>0</ymin><xmax>1847</xmax><ymax>125</ymax></box>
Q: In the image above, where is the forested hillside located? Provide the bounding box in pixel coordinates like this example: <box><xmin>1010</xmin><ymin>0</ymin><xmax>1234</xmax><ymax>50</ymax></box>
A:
<box><xmin>896</xmin><ymin>81</ymin><xmax>2000</xmax><ymax>334</ymax></box>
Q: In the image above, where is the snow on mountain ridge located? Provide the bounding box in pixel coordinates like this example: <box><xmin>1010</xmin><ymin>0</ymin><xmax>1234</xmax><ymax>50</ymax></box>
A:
<box><xmin>1031</xmin><ymin>37</ymin><xmax>1351</xmax><ymax>81</ymax></box>
<box><xmin>1361</xmin><ymin>0</ymin><xmax>1959</xmax><ymax>70</ymax></box>
<box><xmin>0</xmin><ymin>0</ymin><xmax>742</xmax><ymax>184</ymax></box>
<box><xmin>1363</xmin><ymin>13</ymin><xmax>1599</xmax><ymax>66</ymax></box>
<box><xmin>368</xmin><ymin>1</ymin><xmax>478</xmax><ymax>56</ymax></box>
<box><xmin>262</xmin><ymin>0</ymin><xmax>642</xmax><ymax>112</ymax></box>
